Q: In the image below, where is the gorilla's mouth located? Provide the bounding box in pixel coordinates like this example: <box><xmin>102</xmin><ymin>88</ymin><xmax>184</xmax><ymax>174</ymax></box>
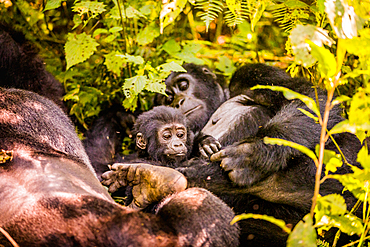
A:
<box><xmin>184</xmin><ymin>105</ymin><xmax>202</xmax><ymax>116</ymax></box>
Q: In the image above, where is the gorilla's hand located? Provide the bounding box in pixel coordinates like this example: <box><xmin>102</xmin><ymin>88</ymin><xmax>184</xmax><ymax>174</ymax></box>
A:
<box><xmin>102</xmin><ymin>163</ymin><xmax>187</xmax><ymax>209</ymax></box>
<box><xmin>210</xmin><ymin>142</ymin><xmax>266</xmax><ymax>187</ymax></box>
<box><xmin>199</xmin><ymin>135</ymin><xmax>222</xmax><ymax>159</ymax></box>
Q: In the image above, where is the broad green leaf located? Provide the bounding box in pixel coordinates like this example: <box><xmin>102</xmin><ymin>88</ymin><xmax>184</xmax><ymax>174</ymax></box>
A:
<box><xmin>126</xmin><ymin>6</ymin><xmax>146</xmax><ymax>19</ymax></box>
<box><xmin>104</xmin><ymin>51</ymin><xmax>126</xmax><ymax>75</ymax></box>
<box><xmin>65</xmin><ymin>33</ymin><xmax>99</xmax><ymax>70</ymax></box>
<box><xmin>72</xmin><ymin>1</ymin><xmax>106</xmax><ymax>17</ymax></box>
<box><xmin>109</xmin><ymin>27</ymin><xmax>123</xmax><ymax>33</ymax></box>
<box><xmin>145</xmin><ymin>80</ymin><xmax>167</xmax><ymax>95</ymax></box>
<box><xmin>163</xmin><ymin>39</ymin><xmax>181</xmax><ymax>55</ymax></box>
<box><xmin>160</xmin><ymin>0</ymin><xmax>187</xmax><ymax>33</ymax></box>
<box><xmin>357</xmin><ymin>146</ymin><xmax>370</xmax><ymax>169</ymax></box>
<box><xmin>231</xmin><ymin>213</ymin><xmax>291</xmax><ymax>233</ymax></box>
<box><xmin>123</xmin><ymin>76</ymin><xmax>149</xmax><ymax>98</ymax></box>
<box><xmin>264</xmin><ymin>137</ymin><xmax>318</xmax><ymax>163</ymax></box>
<box><xmin>306</xmin><ymin>40</ymin><xmax>336</xmax><ymax>79</ymax></box>
<box><xmin>123</xmin><ymin>54</ymin><xmax>144</xmax><ymax>65</ymax></box>
<box><xmin>287</xmin><ymin>214</ymin><xmax>317</xmax><ymax>247</ymax></box>
<box><xmin>216</xmin><ymin>56</ymin><xmax>236</xmax><ymax>75</ymax></box>
<box><xmin>157</xmin><ymin>61</ymin><xmax>186</xmax><ymax>73</ymax></box>
<box><xmin>289</xmin><ymin>25</ymin><xmax>334</xmax><ymax>67</ymax></box>
<box><xmin>251</xmin><ymin>85</ymin><xmax>321</xmax><ymax>118</ymax></box>
<box><xmin>315</xmin><ymin>145</ymin><xmax>342</xmax><ymax>175</ymax></box>
<box><xmin>316</xmin><ymin>214</ymin><xmax>363</xmax><ymax>236</ymax></box>
<box><xmin>136</xmin><ymin>23</ymin><xmax>160</xmax><ymax>45</ymax></box>
<box><xmin>93</xmin><ymin>28</ymin><xmax>109</xmax><ymax>37</ymax></box>
<box><xmin>331</xmin><ymin>168</ymin><xmax>370</xmax><ymax>202</ymax></box>
<box><xmin>315</xmin><ymin>194</ymin><xmax>347</xmax><ymax>222</ymax></box>
<box><xmin>43</xmin><ymin>0</ymin><xmax>62</xmax><ymax>11</ymax></box>
<box><xmin>331</xmin><ymin>95</ymin><xmax>351</xmax><ymax>106</ymax></box>
<box><xmin>122</xmin><ymin>95</ymin><xmax>138</xmax><ymax>111</ymax></box>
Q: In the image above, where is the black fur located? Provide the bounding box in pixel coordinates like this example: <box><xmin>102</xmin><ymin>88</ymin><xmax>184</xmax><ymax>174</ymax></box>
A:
<box><xmin>0</xmin><ymin>24</ymin><xmax>66</xmax><ymax>112</ymax></box>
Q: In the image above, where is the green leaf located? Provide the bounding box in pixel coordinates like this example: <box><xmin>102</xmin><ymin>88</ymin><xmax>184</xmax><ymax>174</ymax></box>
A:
<box><xmin>297</xmin><ymin>108</ymin><xmax>319</xmax><ymax>122</ymax></box>
<box><xmin>104</xmin><ymin>51</ymin><xmax>126</xmax><ymax>75</ymax></box>
<box><xmin>136</xmin><ymin>23</ymin><xmax>160</xmax><ymax>45</ymax></box>
<box><xmin>123</xmin><ymin>54</ymin><xmax>144</xmax><ymax>65</ymax></box>
<box><xmin>65</xmin><ymin>33</ymin><xmax>99</xmax><ymax>70</ymax></box>
<box><xmin>231</xmin><ymin>213</ymin><xmax>291</xmax><ymax>233</ymax></box>
<box><xmin>315</xmin><ymin>145</ymin><xmax>342</xmax><ymax>175</ymax></box>
<box><xmin>72</xmin><ymin>1</ymin><xmax>106</xmax><ymax>17</ymax></box>
<box><xmin>216</xmin><ymin>56</ymin><xmax>236</xmax><ymax>75</ymax></box>
<box><xmin>287</xmin><ymin>214</ymin><xmax>317</xmax><ymax>247</ymax></box>
<box><xmin>289</xmin><ymin>25</ymin><xmax>334</xmax><ymax>68</ymax></box>
<box><xmin>315</xmin><ymin>194</ymin><xmax>347</xmax><ymax>221</ymax></box>
<box><xmin>93</xmin><ymin>28</ymin><xmax>108</xmax><ymax>37</ymax></box>
<box><xmin>43</xmin><ymin>0</ymin><xmax>62</xmax><ymax>11</ymax></box>
<box><xmin>316</xmin><ymin>214</ymin><xmax>363</xmax><ymax>236</ymax></box>
<box><xmin>123</xmin><ymin>76</ymin><xmax>149</xmax><ymax>98</ymax></box>
<box><xmin>163</xmin><ymin>39</ymin><xmax>181</xmax><ymax>55</ymax></box>
<box><xmin>306</xmin><ymin>40</ymin><xmax>336</xmax><ymax>79</ymax></box>
<box><xmin>264</xmin><ymin>137</ymin><xmax>318</xmax><ymax>163</ymax></box>
<box><xmin>157</xmin><ymin>61</ymin><xmax>186</xmax><ymax>73</ymax></box>
<box><xmin>331</xmin><ymin>168</ymin><xmax>370</xmax><ymax>202</ymax></box>
<box><xmin>357</xmin><ymin>146</ymin><xmax>370</xmax><ymax>169</ymax></box>
<box><xmin>145</xmin><ymin>80</ymin><xmax>167</xmax><ymax>95</ymax></box>
<box><xmin>126</xmin><ymin>5</ymin><xmax>146</xmax><ymax>19</ymax></box>
<box><xmin>251</xmin><ymin>85</ymin><xmax>321</xmax><ymax>118</ymax></box>
<box><xmin>122</xmin><ymin>95</ymin><xmax>138</xmax><ymax>111</ymax></box>
<box><xmin>160</xmin><ymin>0</ymin><xmax>187</xmax><ymax>33</ymax></box>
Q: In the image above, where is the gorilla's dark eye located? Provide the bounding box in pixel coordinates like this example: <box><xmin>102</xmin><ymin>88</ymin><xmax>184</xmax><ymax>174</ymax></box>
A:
<box><xmin>178</xmin><ymin>81</ymin><xmax>188</xmax><ymax>91</ymax></box>
<box><xmin>202</xmin><ymin>67</ymin><xmax>210</xmax><ymax>74</ymax></box>
<box><xmin>177</xmin><ymin>132</ymin><xmax>185</xmax><ymax>138</ymax></box>
<box><xmin>163</xmin><ymin>132</ymin><xmax>172</xmax><ymax>140</ymax></box>
<box><xmin>165</xmin><ymin>95</ymin><xmax>173</xmax><ymax>105</ymax></box>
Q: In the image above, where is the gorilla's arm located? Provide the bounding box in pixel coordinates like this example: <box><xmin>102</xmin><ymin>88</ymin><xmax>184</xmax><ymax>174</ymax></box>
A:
<box><xmin>211</xmin><ymin>94</ymin><xmax>344</xmax><ymax>187</ymax></box>
<box><xmin>84</xmin><ymin>106</ymin><xmax>135</xmax><ymax>179</ymax></box>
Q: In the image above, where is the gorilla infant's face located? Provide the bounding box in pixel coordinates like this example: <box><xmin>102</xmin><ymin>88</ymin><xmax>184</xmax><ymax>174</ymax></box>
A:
<box><xmin>158</xmin><ymin>123</ymin><xmax>188</xmax><ymax>160</ymax></box>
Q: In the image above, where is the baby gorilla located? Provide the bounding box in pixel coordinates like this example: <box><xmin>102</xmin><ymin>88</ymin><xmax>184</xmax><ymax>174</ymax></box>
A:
<box><xmin>126</xmin><ymin>106</ymin><xmax>195</xmax><ymax>168</ymax></box>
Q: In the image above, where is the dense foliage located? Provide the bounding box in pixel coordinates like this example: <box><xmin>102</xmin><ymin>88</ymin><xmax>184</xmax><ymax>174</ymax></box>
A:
<box><xmin>1</xmin><ymin>0</ymin><xmax>370</xmax><ymax>246</ymax></box>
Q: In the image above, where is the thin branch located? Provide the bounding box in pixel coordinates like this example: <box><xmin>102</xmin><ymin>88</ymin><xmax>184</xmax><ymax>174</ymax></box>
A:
<box><xmin>0</xmin><ymin>227</ymin><xmax>19</xmax><ymax>247</ymax></box>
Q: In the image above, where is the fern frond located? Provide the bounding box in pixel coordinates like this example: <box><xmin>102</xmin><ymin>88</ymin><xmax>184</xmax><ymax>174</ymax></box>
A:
<box><xmin>224</xmin><ymin>10</ymin><xmax>244</xmax><ymax>27</ymax></box>
<box><xmin>270</xmin><ymin>1</ymin><xmax>310</xmax><ymax>33</ymax></box>
<box><xmin>195</xmin><ymin>0</ymin><xmax>224</xmax><ymax>30</ymax></box>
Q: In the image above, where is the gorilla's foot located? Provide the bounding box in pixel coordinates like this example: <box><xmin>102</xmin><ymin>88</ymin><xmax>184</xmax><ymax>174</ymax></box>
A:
<box><xmin>102</xmin><ymin>163</ymin><xmax>187</xmax><ymax>209</ymax></box>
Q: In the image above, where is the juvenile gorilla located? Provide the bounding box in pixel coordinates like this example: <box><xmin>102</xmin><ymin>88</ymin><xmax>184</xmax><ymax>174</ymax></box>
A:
<box><xmin>129</xmin><ymin>106</ymin><xmax>194</xmax><ymax>167</ymax></box>
<box><xmin>0</xmin><ymin>87</ymin><xmax>239</xmax><ymax>246</ymax></box>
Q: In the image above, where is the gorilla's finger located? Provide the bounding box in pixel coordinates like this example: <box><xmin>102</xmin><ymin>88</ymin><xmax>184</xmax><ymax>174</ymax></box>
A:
<box><xmin>210</xmin><ymin>143</ymin><xmax>220</xmax><ymax>153</ymax></box>
<box><xmin>220</xmin><ymin>158</ymin><xmax>233</xmax><ymax>171</ymax></box>
<box><xmin>200</xmin><ymin>148</ymin><xmax>209</xmax><ymax>159</ymax></box>
<box><xmin>210</xmin><ymin>150</ymin><xmax>227</xmax><ymax>162</ymax></box>
<box><xmin>203</xmin><ymin>145</ymin><xmax>213</xmax><ymax>156</ymax></box>
<box><xmin>108</xmin><ymin>180</ymin><xmax>121</xmax><ymax>193</ymax></box>
<box><xmin>216</xmin><ymin>141</ymin><xmax>222</xmax><ymax>150</ymax></box>
<box><xmin>101</xmin><ymin>170</ymin><xmax>114</xmax><ymax>180</ymax></box>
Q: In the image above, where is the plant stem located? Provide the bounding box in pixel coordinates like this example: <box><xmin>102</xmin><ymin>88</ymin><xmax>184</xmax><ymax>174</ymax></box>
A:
<box><xmin>310</xmin><ymin>84</ymin><xmax>336</xmax><ymax>217</ymax></box>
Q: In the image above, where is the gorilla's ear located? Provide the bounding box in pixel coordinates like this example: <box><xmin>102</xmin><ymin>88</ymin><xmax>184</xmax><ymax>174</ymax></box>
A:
<box><xmin>136</xmin><ymin>133</ymin><xmax>147</xmax><ymax>150</ymax></box>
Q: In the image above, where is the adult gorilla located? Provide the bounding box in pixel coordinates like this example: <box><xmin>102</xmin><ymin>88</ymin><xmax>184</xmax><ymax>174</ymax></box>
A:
<box><xmin>157</xmin><ymin>63</ymin><xmax>363</xmax><ymax>246</ymax></box>
<box><xmin>154</xmin><ymin>63</ymin><xmax>229</xmax><ymax>133</ymax></box>
<box><xmin>0</xmin><ymin>87</ymin><xmax>239</xmax><ymax>246</ymax></box>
